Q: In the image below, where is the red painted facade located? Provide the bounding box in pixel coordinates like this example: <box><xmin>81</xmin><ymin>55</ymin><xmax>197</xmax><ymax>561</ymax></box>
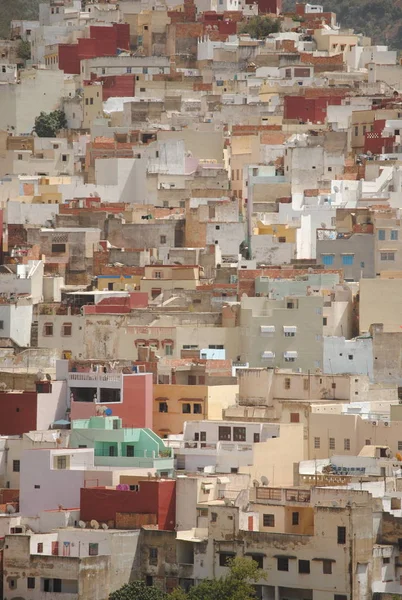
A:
<box><xmin>90</xmin><ymin>75</ymin><xmax>136</xmax><ymax>101</ymax></box>
<box><xmin>284</xmin><ymin>95</ymin><xmax>342</xmax><ymax>124</ymax></box>
<box><xmin>0</xmin><ymin>391</ymin><xmax>37</xmax><ymax>435</ymax></box>
<box><xmin>70</xmin><ymin>372</ymin><xmax>153</xmax><ymax>429</ymax></box>
<box><xmin>58</xmin><ymin>24</ymin><xmax>130</xmax><ymax>75</ymax></box>
<box><xmin>80</xmin><ymin>480</ymin><xmax>176</xmax><ymax>530</ymax></box>
<box><xmin>252</xmin><ymin>0</ymin><xmax>282</xmax><ymax>14</ymax></box>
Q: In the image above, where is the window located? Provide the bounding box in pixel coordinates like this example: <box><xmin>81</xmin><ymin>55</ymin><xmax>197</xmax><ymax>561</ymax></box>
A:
<box><xmin>284</xmin><ymin>331</ymin><xmax>295</xmax><ymax>337</ymax></box>
<box><xmin>398</xmin><ymin>441</ymin><xmax>402</xmax><ymax>451</ymax></box>
<box><xmin>342</xmin><ymin>254</ymin><xmax>354</xmax><ymax>265</ymax></box>
<box><xmin>165</xmin><ymin>344</ymin><xmax>173</xmax><ymax>356</ymax></box>
<box><xmin>18</xmin><ymin>153</ymin><xmax>23</xmax><ymax>160</ymax></box>
<box><xmin>43</xmin><ymin>579</ymin><xmax>62</xmax><ymax>592</ymax></box>
<box><xmin>193</xmin><ymin>403</ymin><xmax>202</xmax><ymax>414</ymax></box>
<box><xmin>292</xmin><ymin>511</ymin><xmax>299</xmax><ymax>525</ymax></box>
<box><xmin>344</xmin><ymin>438</ymin><xmax>351</xmax><ymax>450</ymax></box>
<box><xmin>299</xmin><ymin>559</ymin><xmax>310</xmax><ymax>574</ymax></box>
<box><xmin>323</xmin><ymin>560</ymin><xmax>332</xmax><ymax>574</ymax></box>
<box><xmin>61</xmin><ymin>154</ymin><xmax>67</xmax><ymax>162</ymax></box>
<box><xmin>219</xmin><ymin>552</ymin><xmax>234</xmax><ymax>566</ymax></box>
<box><xmin>249</xmin><ymin>554</ymin><xmax>264</xmax><ymax>569</ymax></box>
<box><xmin>354</xmin><ymin>126</ymin><xmax>358</xmax><ymax>136</ymax></box>
<box><xmin>278</xmin><ymin>236</ymin><xmax>286</xmax><ymax>243</ymax></box>
<box><xmin>52</xmin><ymin>243</ymin><xmax>66</xmax><ymax>253</ymax></box>
<box><xmin>391</xmin><ymin>230</ymin><xmax>399</xmax><ymax>240</ymax></box>
<box><xmin>378</xmin><ymin>229</ymin><xmax>386</xmax><ymax>240</ymax></box>
<box><xmin>337</xmin><ymin>526</ymin><xmax>346</xmax><ymax>544</ymax></box>
<box><xmin>154</xmin><ymin>271</ymin><xmax>163</xmax><ymax>279</ymax></box>
<box><xmin>27</xmin><ymin>577</ymin><xmax>35</xmax><ymax>589</ymax></box>
<box><xmin>62</xmin><ymin>322</ymin><xmax>72</xmax><ymax>336</ymax></box>
<box><xmin>51</xmin><ymin>541</ymin><xmax>59</xmax><ymax>555</ymax></box>
<box><xmin>383</xmin><ymin>557</ymin><xmax>391</xmax><ymax>564</ymax></box>
<box><xmin>9</xmin><ymin>579</ymin><xmax>16</xmax><ymax>589</ymax></box>
<box><xmin>381</xmin><ymin>252</ymin><xmax>395</xmax><ymax>261</ymax></box>
<box><xmin>140</xmin><ymin>87</ymin><xmax>145</xmax><ymax>92</ymax></box>
<box><xmin>314</xmin><ymin>437</ymin><xmax>320</xmax><ymax>449</ymax></box>
<box><xmin>0</xmin><ymin>320</ymin><xmax>3</xmax><ymax>329</ymax></box>
<box><xmin>323</xmin><ymin>317</ymin><xmax>327</xmax><ymax>326</ymax></box>
<box><xmin>303</xmin><ymin>379</ymin><xmax>309</xmax><ymax>391</ymax></box>
<box><xmin>290</xmin><ymin>413</ymin><xmax>300</xmax><ymax>423</ymax></box>
<box><xmin>89</xmin><ymin>543</ymin><xmax>98</xmax><ymax>556</ymax></box>
<box><xmin>254</xmin><ymin>433</ymin><xmax>260</xmax><ymax>443</ymax></box>
<box><xmin>159</xmin><ymin>402</ymin><xmax>168</xmax><ymax>413</ymax></box>
<box><xmin>277</xmin><ymin>557</ymin><xmax>289</xmax><ymax>571</ymax></box>
<box><xmin>57</xmin><ymin>456</ymin><xmax>67</xmax><ymax>470</ymax></box>
<box><xmin>182</xmin><ymin>403</ymin><xmax>191</xmax><ymax>414</ymax></box>
<box><xmin>332</xmin><ymin>383</ymin><xmax>336</xmax><ymax>390</ymax></box>
<box><xmin>34</xmin><ymin>485</ymin><xmax>40</xmax><ymax>489</ymax></box>
<box><xmin>160</xmin><ymin>235</ymin><xmax>167</xmax><ymax>244</ymax></box>
<box><xmin>211</xmin><ymin>512</ymin><xmax>217</xmax><ymax>522</ymax></box>
<box><xmin>284</xmin><ymin>377</ymin><xmax>291</xmax><ymax>390</ymax></box>
<box><xmin>37</xmin><ymin>543</ymin><xmax>43</xmax><ymax>553</ymax></box>
<box><xmin>263</xmin><ymin>514</ymin><xmax>275</xmax><ymax>527</ymax></box>
<box><xmin>233</xmin><ymin>427</ymin><xmax>246</xmax><ymax>442</ymax></box>
<box><xmin>13</xmin><ymin>460</ymin><xmax>20</xmax><ymax>472</ymax></box>
<box><xmin>44</xmin><ymin>323</ymin><xmax>53</xmax><ymax>336</ymax></box>
<box><xmin>329</xmin><ymin>438</ymin><xmax>335</xmax><ymax>450</ymax></box>
<box><xmin>322</xmin><ymin>254</ymin><xmax>334</xmax><ymax>266</ymax></box>
<box><xmin>90</xmin><ymin>98</ymin><xmax>93</xmax><ymax>105</ymax></box>
<box><xmin>328</xmin><ymin>166</ymin><xmax>332</xmax><ymax>172</ymax></box>
<box><xmin>219</xmin><ymin>426</ymin><xmax>231</xmax><ymax>441</ymax></box>
<box><xmin>126</xmin><ymin>445</ymin><xmax>134</xmax><ymax>457</ymax></box>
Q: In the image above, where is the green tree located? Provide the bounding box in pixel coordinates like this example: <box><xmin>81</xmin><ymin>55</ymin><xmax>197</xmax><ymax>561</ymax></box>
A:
<box><xmin>239</xmin><ymin>16</ymin><xmax>280</xmax><ymax>39</ymax></box>
<box><xmin>33</xmin><ymin>110</ymin><xmax>67</xmax><ymax>137</ymax></box>
<box><xmin>110</xmin><ymin>558</ymin><xmax>263</xmax><ymax>600</ymax></box>
<box><xmin>17</xmin><ymin>39</ymin><xmax>31</xmax><ymax>61</ymax></box>
<box><xmin>109</xmin><ymin>581</ymin><xmax>167</xmax><ymax>600</ymax></box>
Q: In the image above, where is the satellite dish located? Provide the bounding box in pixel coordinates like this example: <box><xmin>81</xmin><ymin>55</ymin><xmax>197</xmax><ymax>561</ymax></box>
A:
<box><xmin>261</xmin><ymin>476</ymin><xmax>269</xmax><ymax>486</ymax></box>
<box><xmin>101</xmin><ymin>523</ymin><xmax>109</xmax><ymax>530</ymax></box>
<box><xmin>6</xmin><ymin>504</ymin><xmax>16</xmax><ymax>514</ymax></box>
<box><xmin>37</xmin><ymin>371</ymin><xmax>44</xmax><ymax>381</ymax></box>
<box><xmin>45</xmin><ymin>373</ymin><xmax>52</xmax><ymax>381</ymax></box>
<box><xmin>78</xmin><ymin>520</ymin><xmax>86</xmax><ymax>528</ymax></box>
<box><xmin>105</xmin><ymin>408</ymin><xmax>112</xmax><ymax>416</ymax></box>
<box><xmin>253</xmin><ymin>479</ymin><xmax>259</xmax><ymax>487</ymax></box>
<box><xmin>90</xmin><ymin>520</ymin><xmax>100</xmax><ymax>529</ymax></box>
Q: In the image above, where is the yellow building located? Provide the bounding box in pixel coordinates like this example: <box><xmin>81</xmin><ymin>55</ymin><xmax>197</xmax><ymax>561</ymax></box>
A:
<box><xmin>253</xmin><ymin>221</ymin><xmax>297</xmax><ymax>243</ymax></box>
<box><xmin>153</xmin><ymin>384</ymin><xmax>238</xmax><ymax>438</ymax></box>
<box><xmin>96</xmin><ymin>274</ymin><xmax>140</xmax><ymax>291</ymax></box>
<box><xmin>82</xmin><ymin>83</ymin><xmax>103</xmax><ymax>130</ymax></box>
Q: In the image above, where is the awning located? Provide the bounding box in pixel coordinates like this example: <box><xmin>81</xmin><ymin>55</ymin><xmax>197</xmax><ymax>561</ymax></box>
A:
<box><xmin>260</xmin><ymin>325</ymin><xmax>275</xmax><ymax>334</ymax></box>
<box><xmin>52</xmin><ymin>419</ymin><xmax>70</xmax><ymax>426</ymax></box>
<box><xmin>217</xmin><ymin>477</ymin><xmax>230</xmax><ymax>484</ymax></box>
<box><xmin>312</xmin><ymin>558</ymin><xmax>336</xmax><ymax>562</ymax></box>
<box><xmin>273</xmin><ymin>554</ymin><xmax>297</xmax><ymax>559</ymax></box>
<box><xmin>202</xmin><ymin>483</ymin><xmax>214</xmax><ymax>490</ymax></box>
<box><xmin>245</xmin><ymin>551</ymin><xmax>266</xmax><ymax>557</ymax></box>
<box><xmin>284</xmin><ymin>351</ymin><xmax>298</xmax><ymax>358</ymax></box>
<box><xmin>262</xmin><ymin>351</ymin><xmax>275</xmax><ymax>359</ymax></box>
<box><xmin>283</xmin><ymin>326</ymin><xmax>297</xmax><ymax>333</ymax></box>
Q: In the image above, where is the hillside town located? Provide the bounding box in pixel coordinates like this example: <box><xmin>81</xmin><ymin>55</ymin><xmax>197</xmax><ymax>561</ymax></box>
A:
<box><xmin>2</xmin><ymin>0</ymin><xmax>402</xmax><ymax>598</ymax></box>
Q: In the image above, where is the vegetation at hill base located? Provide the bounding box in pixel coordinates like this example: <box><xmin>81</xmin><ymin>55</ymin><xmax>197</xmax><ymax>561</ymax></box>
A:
<box><xmin>0</xmin><ymin>0</ymin><xmax>41</xmax><ymax>39</ymax></box>
<box><xmin>109</xmin><ymin>557</ymin><xmax>263</xmax><ymax>600</ymax></box>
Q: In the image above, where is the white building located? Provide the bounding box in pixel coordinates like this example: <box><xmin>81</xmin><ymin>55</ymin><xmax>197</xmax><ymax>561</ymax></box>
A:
<box><xmin>168</xmin><ymin>420</ymin><xmax>281</xmax><ymax>473</ymax></box>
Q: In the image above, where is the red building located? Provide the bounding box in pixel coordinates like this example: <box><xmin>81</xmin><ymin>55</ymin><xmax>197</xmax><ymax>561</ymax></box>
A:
<box><xmin>364</xmin><ymin>119</ymin><xmax>395</xmax><ymax>154</ymax></box>
<box><xmin>88</xmin><ymin>74</ymin><xmax>136</xmax><ymax>101</ymax></box>
<box><xmin>59</xmin><ymin>23</ymin><xmax>130</xmax><ymax>75</ymax></box>
<box><xmin>0</xmin><ymin>381</ymin><xmax>55</xmax><ymax>435</ymax></box>
<box><xmin>284</xmin><ymin>95</ymin><xmax>343</xmax><ymax>124</ymax></box>
<box><xmin>248</xmin><ymin>0</ymin><xmax>282</xmax><ymax>14</ymax></box>
<box><xmin>80</xmin><ymin>480</ymin><xmax>176</xmax><ymax>530</ymax></box>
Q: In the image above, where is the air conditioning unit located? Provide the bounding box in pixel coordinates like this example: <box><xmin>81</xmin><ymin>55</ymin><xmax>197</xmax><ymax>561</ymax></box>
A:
<box><xmin>384</xmin><ymin>421</ymin><xmax>389</xmax><ymax>427</ymax></box>
<box><xmin>372</xmin><ymin>421</ymin><xmax>378</xmax><ymax>426</ymax></box>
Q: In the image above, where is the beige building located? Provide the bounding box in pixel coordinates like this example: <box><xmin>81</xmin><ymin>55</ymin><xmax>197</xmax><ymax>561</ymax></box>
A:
<box><xmin>82</xmin><ymin>82</ymin><xmax>103</xmax><ymax>130</ymax></box>
<box><xmin>140</xmin><ymin>265</ymin><xmax>202</xmax><ymax>300</ymax></box>
<box><xmin>359</xmin><ymin>278</ymin><xmax>402</xmax><ymax>333</ymax></box>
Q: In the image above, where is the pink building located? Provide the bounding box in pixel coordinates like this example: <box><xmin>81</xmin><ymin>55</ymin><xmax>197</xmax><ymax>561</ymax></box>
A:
<box><xmin>56</xmin><ymin>361</ymin><xmax>153</xmax><ymax>428</ymax></box>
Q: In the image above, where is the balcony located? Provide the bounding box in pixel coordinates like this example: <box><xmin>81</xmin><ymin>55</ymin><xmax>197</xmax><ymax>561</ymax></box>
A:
<box><xmin>93</xmin><ymin>453</ymin><xmax>174</xmax><ymax>470</ymax></box>
<box><xmin>255</xmin><ymin>487</ymin><xmax>311</xmax><ymax>504</ymax></box>
<box><xmin>68</xmin><ymin>372</ymin><xmax>121</xmax><ymax>383</ymax></box>
<box><xmin>166</xmin><ymin>440</ymin><xmax>252</xmax><ymax>453</ymax></box>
